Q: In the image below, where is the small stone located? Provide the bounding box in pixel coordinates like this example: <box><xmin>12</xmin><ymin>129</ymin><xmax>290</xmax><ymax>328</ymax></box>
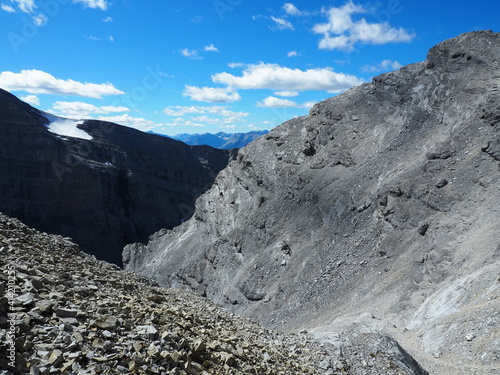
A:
<box><xmin>436</xmin><ymin>178</ymin><xmax>448</xmax><ymax>188</ymax></box>
<box><xmin>102</xmin><ymin>330</ymin><xmax>113</xmax><ymax>338</ymax></box>
<box><xmin>56</xmin><ymin>308</ymin><xmax>78</xmax><ymax>318</ymax></box>
<box><xmin>94</xmin><ymin>316</ymin><xmax>118</xmax><ymax>330</ymax></box>
<box><xmin>15</xmin><ymin>292</ymin><xmax>36</xmax><ymax>306</ymax></box>
<box><xmin>147</xmin><ymin>344</ymin><xmax>160</xmax><ymax>359</ymax></box>
<box><xmin>136</xmin><ymin>325</ymin><xmax>157</xmax><ymax>339</ymax></box>
<box><xmin>133</xmin><ymin>341</ymin><xmax>144</xmax><ymax>353</ymax></box>
<box><xmin>72</xmin><ymin>332</ymin><xmax>84</xmax><ymax>342</ymax></box>
<box><xmin>31</xmin><ymin>277</ymin><xmax>45</xmax><ymax>290</ymax></box>
<box><xmin>466</xmin><ymin>333</ymin><xmax>475</xmax><ymax>341</ymax></box>
<box><xmin>418</xmin><ymin>223</ymin><xmax>430</xmax><ymax>236</ymax></box>
<box><xmin>193</xmin><ymin>340</ymin><xmax>206</xmax><ymax>353</ymax></box>
<box><xmin>48</xmin><ymin>349</ymin><xmax>64</xmax><ymax>367</ymax></box>
<box><xmin>129</xmin><ymin>360</ymin><xmax>139</xmax><ymax>372</ymax></box>
<box><xmin>224</xmin><ymin>353</ymin><xmax>237</xmax><ymax>367</ymax></box>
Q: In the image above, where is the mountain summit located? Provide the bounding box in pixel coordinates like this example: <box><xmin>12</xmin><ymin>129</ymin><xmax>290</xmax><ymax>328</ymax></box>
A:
<box><xmin>124</xmin><ymin>31</ymin><xmax>500</xmax><ymax>375</ymax></box>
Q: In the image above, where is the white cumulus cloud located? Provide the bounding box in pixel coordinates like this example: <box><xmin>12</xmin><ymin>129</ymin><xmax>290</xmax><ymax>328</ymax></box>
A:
<box><xmin>204</xmin><ymin>44</ymin><xmax>219</xmax><ymax>52</ymax></box>
<box><xmin>313</xmin><ymin>1</ymin><xmax>415</xmax><ymax>51</ymax></box>
<box><xmin>20</xmin><ymin>94</ymin><xmax>40</xmax><ymax>106</ymax></box>
<box><xmin>212</xmin><ymin>62</ymin><xmax>363</xmax><ymax>93</ymax></box>
<box><xmin>0</xmin><ymin>69</ymin><xmax>124</xmax><ymax>98</ymax></box>
<box><xmin>51</xmin><ymin>101</ymin><xmax>129</xmax><ymax>118</ymax></box>
<box><xmin>183</xmin><ymin>86</ymin><xmax>242</xmax><ymax>103</ymax></box>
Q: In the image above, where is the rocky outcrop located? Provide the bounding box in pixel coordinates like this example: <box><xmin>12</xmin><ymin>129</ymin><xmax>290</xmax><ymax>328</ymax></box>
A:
<box><xmin>0</xmin><ymin>212</ymin><xmax>427</xmax><ymax>374</ymax></box>
<box><xmin>0</xmin><ymin>88</ymin><xmax>236</xmax><ymax>264</ymax></box>
<box><xmin>125</xmin><ymin>31</ymin><xmax>500</xmax><ymax>375</ymax></box>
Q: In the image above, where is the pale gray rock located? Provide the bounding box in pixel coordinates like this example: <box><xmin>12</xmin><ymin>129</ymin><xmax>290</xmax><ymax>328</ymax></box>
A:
<box><xmin>125</xmin><ymin>31</ymin><xmax>500</xmax><ymax>375</ymax></box>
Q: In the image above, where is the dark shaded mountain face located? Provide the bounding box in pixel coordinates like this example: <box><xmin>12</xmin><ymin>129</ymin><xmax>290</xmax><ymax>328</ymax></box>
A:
<box><xmin>172</xmin><ymin>131</ymin><xmax>269</xmax><ymax>149</ymax></box>
<box><xmin>0</xmin><ymin>89</ymin><xmax>236</xmax><ymax>265</ymax></box>
<box><xmin>124</xmin><ymin>31</ymin><xmax>500</xmax><ymax>375</ymax></box>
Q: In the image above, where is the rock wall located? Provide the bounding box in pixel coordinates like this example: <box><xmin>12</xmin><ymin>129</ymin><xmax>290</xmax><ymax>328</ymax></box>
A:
<box><xmin>124</xmin><ymin>31</ymin><xmax>500</xmax><ymax>375</ymax></box>
<box><xmin>0</xmin><ymin>89</ymin><xmax>236</xmax><ymax>264</ymax></box>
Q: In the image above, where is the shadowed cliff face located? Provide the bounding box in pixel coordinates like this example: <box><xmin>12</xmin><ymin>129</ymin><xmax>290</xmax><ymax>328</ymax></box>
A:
<box><xmin>124</xmin><ymin>31</ymin><xmax>500</xmax><ymax>375</ymax></box>
<box><xmin>0</xmin><ymin>89</ymin><xmax>236</xmax><ymax>265</ymax></box>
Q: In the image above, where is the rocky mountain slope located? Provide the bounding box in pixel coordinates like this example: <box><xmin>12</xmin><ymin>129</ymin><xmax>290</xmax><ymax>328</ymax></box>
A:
<box><xmin>171</xmin><ymin>131</ymin><xmax>269</xmax><ymax>150</ymax></box>
<box><xmin>0</xmin><ymin>89</ymin><xmax>235</xmax><ymax>264</ymax></box>
<box><xmin>124</xmin><ymin>31</ymin><xmax>500</xmax><ymax>375</ymax></box>
<box><xmin>0</xmin><ymin>212</ymin><xmax>428</xmax><ymax>374</ymax></box>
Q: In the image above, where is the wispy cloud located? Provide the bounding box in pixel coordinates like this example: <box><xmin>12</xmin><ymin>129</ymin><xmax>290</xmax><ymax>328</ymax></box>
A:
<box><xmin>11</xmin><ymin>0</ymin><xmax>36</xmax><ymax>13</ymax></box>
<box><xmin>274</xmin><ymin>91</ymin><xmax>299</xmax><ymax>97</ymax></box>
<box><xmin>163</xmin><ymin>105</ymin><xmax>248</xmax><ymax>120</ymax></box>
<box><xmin>271</xmin><ymin>16</ymin><xmax>294</xmax><ymax>30</ymax></box>
<box><xmin>257</xmin><ymin>96</ymin><xmax>316</xmax><ymax>109</ymax></box>
<box><xmin>0</xmin><ymin>69</ymin><xmax>124</xmax><ymax>98</ymax></box>
<box><xmin>283</xmin><ymin>3</ymin><xmax>310</xmax><ymax>16</ymax></box>
<box><xmin>102</xmin><ymin>16</ymin><xmax>113</xmax><ymax>22</ymax></box>
<box><xmin>73</xmin><ymin>0</ymin><xmax>109</xmax><ymax>11</ymax></box>
<box><xmin>287</xmin><ymin>50</ymin><xmax>299</xmax><ymax>57</ymax></box>
<box><xmin>180</xmin><ymin>48</ymin><xmax>202</xmax><ymax>60</ymax></box>
<box><xmin>163</xmin><ymin>105</ymin><xmax>249</xmax><ymax>129</ymax></box>
<box><xmin>212</xmin><ymin>62</ymin><xmax>363</xmax><ymax>93</ymax></box>
<box><xmin>1</xmin><ymin>3</ymin><xmax>16</xmax><ymax>12</ymax></box>
<box><xmin>312</xmin><ymin>1</ymin><xmax>415</xmax><ymax>51</ymax></box>
<box><xmin>362</xmin><ymin>59</ymin><xmax>402</xmax><ymax>73</ymax></box>
<box><xmin>191</xmin><ymin>15</ymin><xmax>203</xmax><ymax>23</ymax></box>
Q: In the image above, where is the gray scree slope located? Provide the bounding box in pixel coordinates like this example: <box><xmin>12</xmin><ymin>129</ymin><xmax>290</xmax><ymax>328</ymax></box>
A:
<box><xmin>124</xmin><ymin>31</ymin><xmax>500</xmax><ymax>375</ymax></box>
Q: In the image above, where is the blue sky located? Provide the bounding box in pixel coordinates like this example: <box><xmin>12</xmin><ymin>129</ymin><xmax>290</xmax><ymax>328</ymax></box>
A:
<box><xmin>0</xmin><ymin>0</ymin><xmax>498</xmax><ymax>136</ymax></box>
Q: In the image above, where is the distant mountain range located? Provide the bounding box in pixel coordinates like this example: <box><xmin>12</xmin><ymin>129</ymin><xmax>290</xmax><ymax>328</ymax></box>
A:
<box><xmin>170</xmin><ymin>131</ymin><xmax>269</xmax><ymax>149</ymax></box>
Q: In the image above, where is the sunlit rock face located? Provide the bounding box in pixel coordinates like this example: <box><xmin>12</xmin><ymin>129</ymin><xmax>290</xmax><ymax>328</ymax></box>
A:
<box><xmin>125</xmin><ymin>31</ymin><xmax>500</xmax><ymax>375</ymax></box>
